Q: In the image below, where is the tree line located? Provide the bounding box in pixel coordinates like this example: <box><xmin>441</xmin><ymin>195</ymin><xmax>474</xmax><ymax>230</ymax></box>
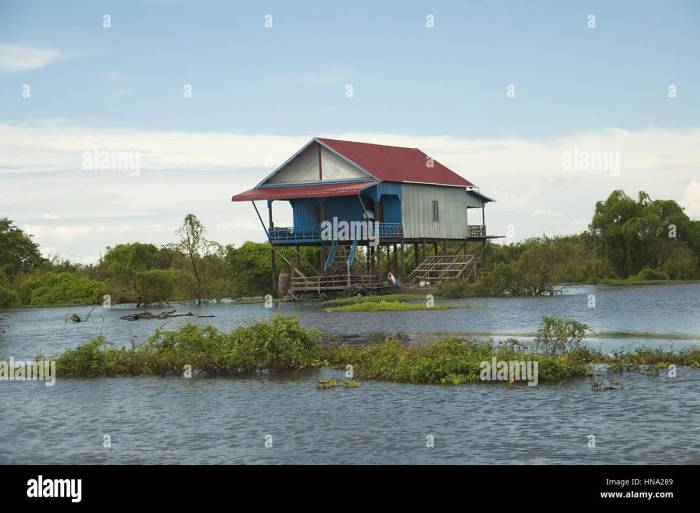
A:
<box><xmin>0</xmin><ymin>214</ymin><xmax>286</xmax><ymax>308</ymax></box>
<box><xmin>1</xmin><ymin>190</ymin><xmax>700</xmax><ymax>307</ymax></box>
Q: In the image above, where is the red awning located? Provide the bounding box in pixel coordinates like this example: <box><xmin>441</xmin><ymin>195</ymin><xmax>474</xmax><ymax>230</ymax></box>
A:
<box><xmin>231</xmin><ymin>181</ymin><xmax>375</xmax><ymax>202</ymax></box>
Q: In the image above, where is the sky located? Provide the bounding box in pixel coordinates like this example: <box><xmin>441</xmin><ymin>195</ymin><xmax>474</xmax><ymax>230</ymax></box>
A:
<box><xmin>0</xmin><ymin>0</ymin><xmax>698</xmax><ymax>263</ymax></box>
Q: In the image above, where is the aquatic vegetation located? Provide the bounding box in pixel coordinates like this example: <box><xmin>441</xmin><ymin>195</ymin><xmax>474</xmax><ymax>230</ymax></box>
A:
<box><xmin>324</xmin><ymin>300</ymin><xmax>456</xmax><ymax>313</ymax></box>
<box><xmin>316</xmin><ymin>378</ymin><xmax>360</xmax><ymax>389</ymax></box>
<box><xmin>534</xmin><ymin>317</ymin><xmax>589</xmax><ymax>355</ymax></box>
<box><xmin>322</xmin><ymin>294</ymin><xmax>423</xmax><ymax>307</ymax></box>
<box><xmin>53</xmin><ymin>315</ymin><xmax>700</xmax><ymax>384</ymax></box>
<box><xmin>56</xmin><ymin>315</ymin><xmax>321</xmax><ymax>377</ymax></box>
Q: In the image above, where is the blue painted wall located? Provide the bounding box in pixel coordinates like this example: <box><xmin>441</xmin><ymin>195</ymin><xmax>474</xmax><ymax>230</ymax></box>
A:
<box><xmin>287</xmin><ymin>182</ymin><xmax>403</xmax><ymax>230</ymax></box>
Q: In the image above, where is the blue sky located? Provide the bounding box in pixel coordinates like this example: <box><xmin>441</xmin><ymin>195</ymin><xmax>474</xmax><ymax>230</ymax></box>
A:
<box><xmin>0</xmin><ymin>0</ymin><xmax>699</xmax><ymax>261</ymax></box>
<box><xmin>2</xmin><ymin>0</ymin><xmax>698</xmax><ymax>136</ymax></box>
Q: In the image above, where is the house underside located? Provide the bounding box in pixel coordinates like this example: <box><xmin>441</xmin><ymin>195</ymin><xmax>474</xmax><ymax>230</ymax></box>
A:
<box><xmin>232</xmin><ymin>137</ymin><xmax>501</xmax><ymax>296</ymax></box>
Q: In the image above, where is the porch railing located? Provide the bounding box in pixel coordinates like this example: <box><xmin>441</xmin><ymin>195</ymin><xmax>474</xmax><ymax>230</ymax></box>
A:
<box><xmin>468</xmin><ymin>225</ymin><xmax>486</xmax><ymax>238</ymax></box>
<box><xmin>268</xmin><ymin>226</ymin><xmax>321</xmax><ymax>241</ymax></box>
<box><xmin>269</xmin><ymin>223</ymin><xmax>403</xmax><ymax>242</ymax></box>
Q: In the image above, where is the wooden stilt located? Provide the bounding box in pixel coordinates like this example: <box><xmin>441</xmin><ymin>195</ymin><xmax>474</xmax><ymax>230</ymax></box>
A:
<box><xmin>366</xmin><ymin>243</ymin><xmax>371</xmax><ymax>272</ymax></box>
<box><xmin>268</xmin><ymin>201</ymin><xmax>278</xmax><ymax>296</ymax></box>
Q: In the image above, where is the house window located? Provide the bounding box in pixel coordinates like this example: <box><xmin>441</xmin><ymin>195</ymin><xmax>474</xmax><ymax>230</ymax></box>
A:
<box><xmin>432</xmin><ymin>200</ymin><xmax>439</xmax><ymax>222</ymax></box>
<box><xmin>375</xmin><ymin>201</ymin><xmax>383</xmax><ymax>223</ymax></box>
<box><xmin>313</xmin><ymin>204</ymin><xmax>326</xmax><ymax>224</ymax></box>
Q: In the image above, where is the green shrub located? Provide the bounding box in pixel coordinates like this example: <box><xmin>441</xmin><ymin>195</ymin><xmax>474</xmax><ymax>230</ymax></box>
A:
<box><xmin>534</xmin><ymin>316</ymin><xmax>589</xmax><ymax>355</ymax></box>
<box><xmin>56</xmin><ymin>315</ymin><xmax>320</xmax><ymax>377</ymax></box>
<box><xmin>53</xmin><ymin>315</ymin><xmax>700</xmax><ymax>384</ymax></box>
<box><xmin>18</xmin><ymin>272</ymin><xmax>107</xmax><ymax>306</ymax></box>
<box><xmin>0</xmin><ymin>269</ymin><xmax>18</xmax><ymax>308</ymax></box>
<box><xmin>435</xmin><ymin>280</ymin><xmax>477</xmax><ymax>298</ymax></box>
<box><xmin>629</xmin><ymin>266</ymin><xmax>669</xmax><ymax>282</ymax></box>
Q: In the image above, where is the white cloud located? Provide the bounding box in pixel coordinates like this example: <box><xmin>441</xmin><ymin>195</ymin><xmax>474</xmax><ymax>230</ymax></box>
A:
<box><xmin>681</xmin><ymin>180</ymin><xmax>700</xmax><ymax>218</ymax></box>
<box><xmin>533</xmin><ymin>209</ymin><xmax>563</xmax><ymax>217</ymax></box>
<box><xmin>1</xmin><ymin>121</ymin><xmax>699</xmax><ymax>262</ymax></box>
<box><xmin>0</xmin><ymin>44</ymin><xmax>70</xmax><ymax>72</ymax></box>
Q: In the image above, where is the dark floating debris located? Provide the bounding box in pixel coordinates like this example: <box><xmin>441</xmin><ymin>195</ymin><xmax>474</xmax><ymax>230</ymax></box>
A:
<box><xmin>120</xmin><ymin>310</ymin><xmax>214</xmax><ymax>321</ymax></box>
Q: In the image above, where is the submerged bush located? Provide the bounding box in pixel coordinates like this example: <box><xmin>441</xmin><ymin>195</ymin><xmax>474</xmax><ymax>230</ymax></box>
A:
<box><xmin>53</xmin><ymin>315</ymin><xmax>700</xmax><ymax>384</ymax></box>
<box><xmin>56</xmin><ymin>316</ymin><xmax>320</xmax><ymax>377</ymax></box>
<box><xmin>534</xmin><ymin>317</ymin><xmax>589</xmax><ymax>355</ymax></box>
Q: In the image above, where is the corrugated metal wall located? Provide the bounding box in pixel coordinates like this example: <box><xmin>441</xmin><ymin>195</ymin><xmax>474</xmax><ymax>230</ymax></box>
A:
<box><xmin>290</xmin><ymin>182</ymin><xmax>486</xmax><ymax>238</ymax></box>
<box><xmin>401</xmin><ymin>183</ymin><xmax>483</xmax><ymax>239</ymax></box>
<box><xmin>290</xmin><ymin>199</ymin><xmax>318</xmax><ymax>231</ymax></box>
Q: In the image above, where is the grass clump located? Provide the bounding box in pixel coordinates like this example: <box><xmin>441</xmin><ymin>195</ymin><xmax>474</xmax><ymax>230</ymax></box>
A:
<box><xmin>316</xmin><ymin>378</ymin><xmax>360</xmax><ymax>389</ymax></box>
<box><xmin>323</xmin><ymin>294</ymin><xmax>423</xmax><ymax>307</ymax></box>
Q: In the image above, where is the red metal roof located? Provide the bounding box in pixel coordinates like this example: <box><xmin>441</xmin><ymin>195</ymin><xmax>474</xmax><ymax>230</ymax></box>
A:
<box><xmin>231</xmin><ymin>181</ymin><xmax>375</xmax><ymax>202</ymax></box>
<box><xmin>317</xmin><ymin>137</ymin><xmax>474</xmax><ymax>187</ymax></box>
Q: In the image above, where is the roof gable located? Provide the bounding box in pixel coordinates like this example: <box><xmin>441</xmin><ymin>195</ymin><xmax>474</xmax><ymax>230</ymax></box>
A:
<box><xmin>260</xmin><ymin>140</ymin><xmax>374</xmax><ymax>186</ymax></box>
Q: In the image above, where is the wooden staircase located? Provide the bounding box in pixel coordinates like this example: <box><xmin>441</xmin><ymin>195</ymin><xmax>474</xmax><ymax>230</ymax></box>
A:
<box><xmin>291</xmin><ymin>240</ymin><xmax>376</xmax><ymax>294</ymax></box>
<box><xmin>407</xmin><ymin>254</ymin><xmax>477</xmax><ymax>283</ymax></box>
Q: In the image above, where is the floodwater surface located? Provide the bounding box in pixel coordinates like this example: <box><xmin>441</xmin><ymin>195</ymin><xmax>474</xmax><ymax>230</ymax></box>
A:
<box><xmin>1</xmin><ymin>284</ymin><xmax>699</xmax><ymax>464</ymax></box>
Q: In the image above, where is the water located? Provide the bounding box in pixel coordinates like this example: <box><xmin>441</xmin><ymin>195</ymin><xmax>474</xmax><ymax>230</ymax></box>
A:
<box><xmin>1</xmin><ymin>284</ymin><xmax>699</xmax><ymax>464</ymax></box>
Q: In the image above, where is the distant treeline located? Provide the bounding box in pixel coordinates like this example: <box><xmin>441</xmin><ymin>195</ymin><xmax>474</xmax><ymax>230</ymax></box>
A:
<box><xmin>438</xmin><ymin>190</ymin><xmax>700</xmax><ymax>297</ymax></box>
<box><xmin>0</xmin><ymin>213</ymin><xmax>322</xmax><ymax>308</ymax></box>
<box><xmin>1</xmin><ymin>190</ymin><xmax>700</xmax><ymax>307</ymax></box>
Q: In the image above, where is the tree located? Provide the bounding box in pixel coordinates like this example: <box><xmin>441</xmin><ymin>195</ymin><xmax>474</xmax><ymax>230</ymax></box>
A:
<box><xmin>0</xmin><ymin>269</ymin><xmax>18</xmax><ymax>308</ymax></box>
<box><xmin>101</xmin><ymin>243</ymin><xmax>165</xmax><ymax>306</ymax></box>
<box><xmin>18</xmin><ymin>272</ymin><xmax>106</xmax><ymax>306</ymax></box>
<box><xmin>225</xmin><ymin>242</ymin><xmax>320</xmax><ymax>297</ymax></box>
<box><xmin>0</xmin><ymin>218</ymin><xmax>44</xmax><ymax>278</ymax></box>
<box><xmin>225</xmin><ymin>242</ymin><xmax>275</xmax><ymax>297</ymax></box>
<box><xmin>173</xmin><ymin>214</ymin><xmax>220</xmax><ymax>304</ymax></box>
<box><xmin>590</xmin><ymin>190</ymin><xmax>694</xmax><ymax>277</ymax></box>
<box><xmin>132</xmin><ymin>269</ymin><xmax>176</xmax><ymax>306</ymax></box>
